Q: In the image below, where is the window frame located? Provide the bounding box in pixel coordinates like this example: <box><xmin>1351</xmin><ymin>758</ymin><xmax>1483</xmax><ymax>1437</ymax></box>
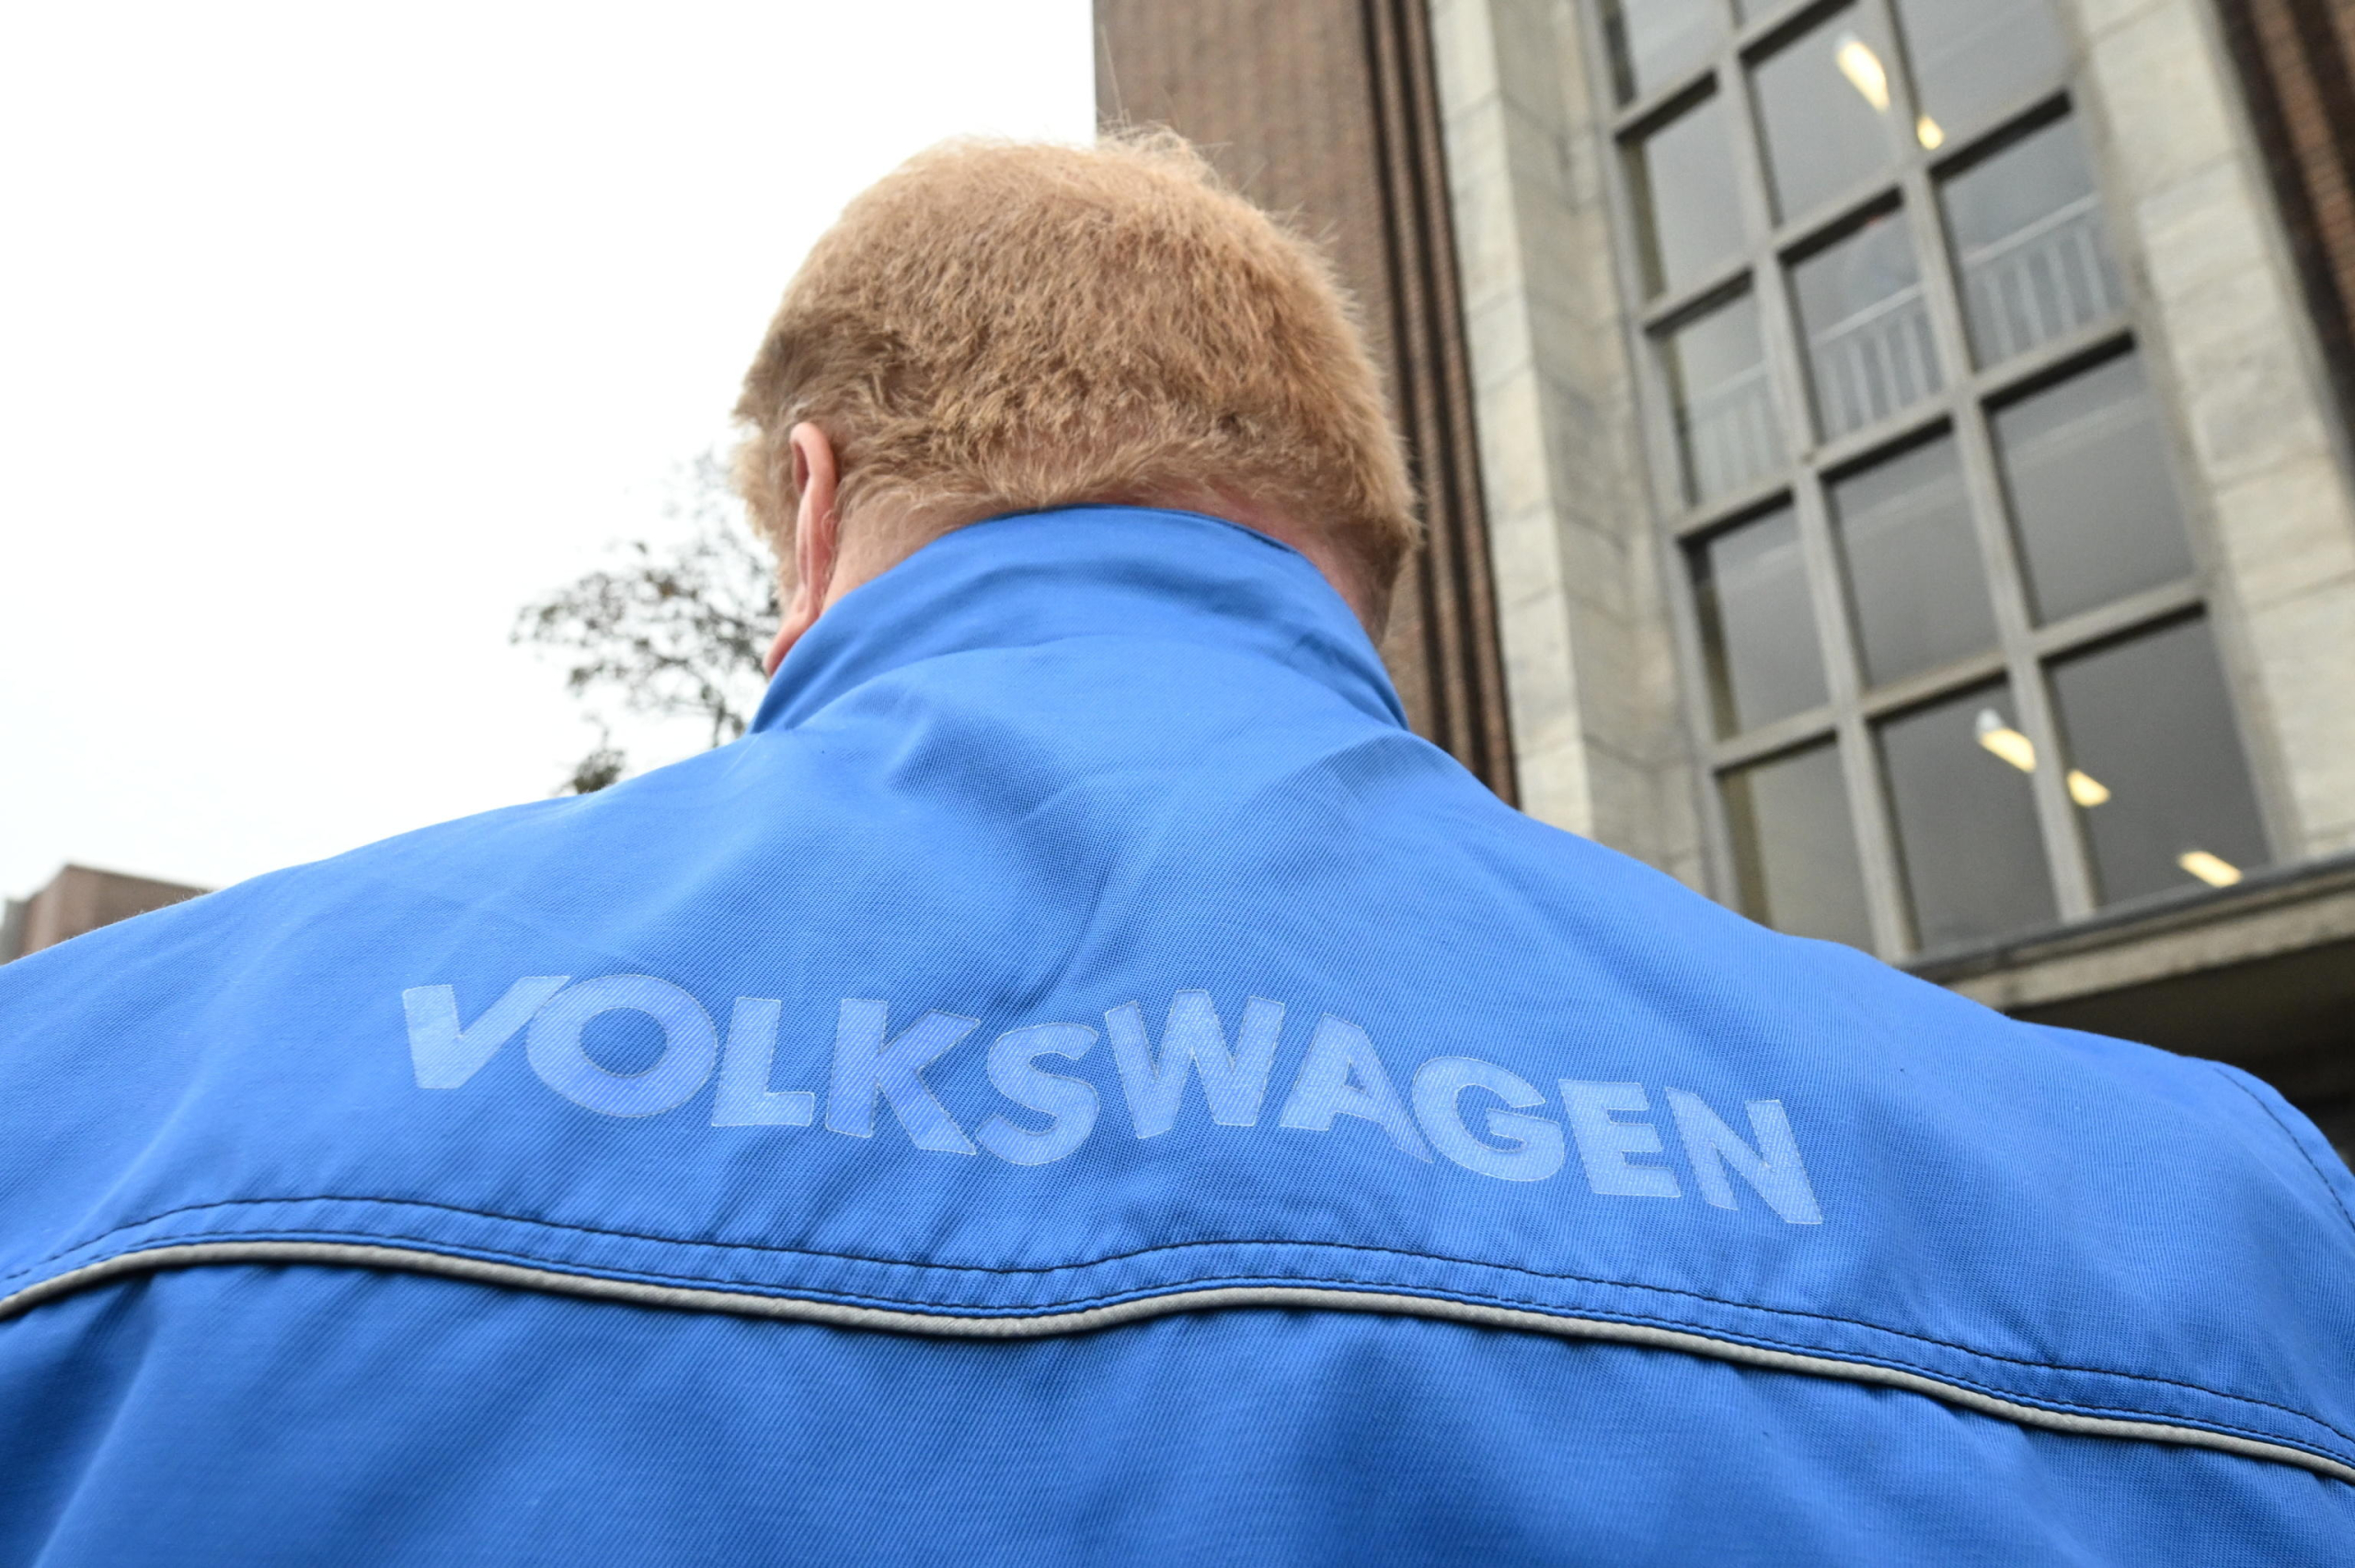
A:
<box><xmin>1576</xmin><ymin>0</ymin><xmax>2279</xmax><ymax>959</ymax></box>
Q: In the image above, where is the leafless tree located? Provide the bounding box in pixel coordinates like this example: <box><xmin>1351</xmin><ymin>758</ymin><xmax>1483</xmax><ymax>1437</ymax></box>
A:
<box><xmin>558</xmin><ymin>728</ymin><xmax>628</xmax><ymax>796</ymax></box>
<box><xmin>515</xmin><ymin>453</ymin><xmax>779</xmax><ymax>793</ymax></box>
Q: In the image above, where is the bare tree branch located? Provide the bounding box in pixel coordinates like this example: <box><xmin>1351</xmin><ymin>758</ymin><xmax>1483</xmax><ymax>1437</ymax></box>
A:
<box><xmin>515</xmin><ymin>453</ymin><xmax>779</xmax><ymax>792</ymax></box>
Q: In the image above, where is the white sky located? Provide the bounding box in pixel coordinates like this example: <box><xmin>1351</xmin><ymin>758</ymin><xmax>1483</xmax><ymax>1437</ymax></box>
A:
<box><xmin>0</xmin><ymin>2</ymin><xmax>1097</xmax><ymax>899</ymax></box>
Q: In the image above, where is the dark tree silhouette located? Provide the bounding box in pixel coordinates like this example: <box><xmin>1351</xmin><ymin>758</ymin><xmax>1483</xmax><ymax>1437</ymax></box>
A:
<box><xmin>559</xmin><ymin>729</ymin><xmax>628</xmax><ymax>796</ymax></box>
<box><xmin>515</xmin><ymin>454</ymin><xmax>779</xmax><ymax>793</ymax></box>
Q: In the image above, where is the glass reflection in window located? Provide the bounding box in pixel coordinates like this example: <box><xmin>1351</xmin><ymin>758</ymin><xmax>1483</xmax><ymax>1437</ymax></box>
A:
<box><xmin>1830</xmin><ymin>436</ymin><xmax>1995</xmax><ymax>685</ymax></box>
<box><xmin>1893</xmin><ymin>0</ymin><xmax>2067</xmax><ymax>143</ymax></box>
<box><xmin>1878</xmin><ymin>684</ymin><xmax>2057</xmax><ymax>948</ymax></box>
<box><xmin>1663</xmin><ymin>292</ymin><xmax>1782</xmax><ymax>505</ymax></box>
<box><xmin>1793</xmin><ymin>209</ymin><xmax>1941</xmax><ymax>438</ymax></box>
<box><xmin>1724</xmin><ymin>743</ymin><xmax>1874</xmax><ymax>947</ymax></box>
<box><xmin>1944</xmin><ymin>117</ymin><xmax>2119</xmax><ymax>366</ymax></box>
<box><xmin>2050</xmin><ymin>619</ymin><xmax>2268</xmax><ymax>904</ymax></box>
<box><xmin>1603</xmin><ymin>0</ymin><xmax>1724</xmax><ymax>104</ymax></box>
<box><xmin>1691</xmin><ymin>506</ymin><xmax>1828</xmax><ymax>735</ymax></box>
<box><xmin>1631</xmin><ymin>93</ymin><xmax>1745</xmax><ymax>297</ymax></box>
<box><xmin>1752</xmin><ymin>6</ymin><xmax>1903</xmax><ymax>221</ymax></box>
<box><xmin>1993</xmin><ymin>353</ymin><xmax>2193</xmax><ymax>624</ymax></box>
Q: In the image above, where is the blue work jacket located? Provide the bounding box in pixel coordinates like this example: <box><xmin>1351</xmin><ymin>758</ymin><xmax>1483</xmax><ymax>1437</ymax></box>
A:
<box><xmin>2</xmin><ymin>506</ymin><xmax>2350</xmax><ymax>1563</ymax></box>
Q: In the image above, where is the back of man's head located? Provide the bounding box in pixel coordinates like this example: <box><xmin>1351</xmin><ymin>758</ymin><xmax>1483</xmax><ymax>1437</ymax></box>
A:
<box><xmin>731</xmin><ymin>133</ymin><xmax>1418</xmax><ymax>624</ymax></box>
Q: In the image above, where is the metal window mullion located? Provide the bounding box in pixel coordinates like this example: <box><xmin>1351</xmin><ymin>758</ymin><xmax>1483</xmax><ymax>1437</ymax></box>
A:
<box><xmin>1794</xmin><ymin>470</ymin><xmax>1913</xmax><ymax>956</ymax></box>
<box><xmin>1631</xmin><ymin>312</ymin><xmax>1753</xmax><ymax>907</ymax></box>
<box><xmin>1727</xmin><ymin>2</ymin><xmax>1907</xmax><ymax>952</ymax></box>
<box><xmin>1614</xmin><ymin>227</ymin><xmax>1710</xmax><ymax>533</ymax></box>
<box><xmin>1851</xmin><ymin>647</ymin><xmax>2013</xmax><ymax>722</ymax></box>
<box><xmin>1578</xmin><ymin>1</ymin><xmax>1752</xmax><ymax>905</ymax></box>
<box><xmin>1957</xmin><ymin>315</ymin><xmax>2131</xmax><ymax>405</ymax></box>
<box><xmin>2024</xmin><ymin>577</ymin><xmax>2202</xmax><ymax>660</ymax></box>
<box><xmin>1604</xmin><ymin>0</ymin><xmax>1752</xmax><ymax>139</ymax></box>
<box><xmin>1709</xmin><ymin>705</ymin><xmax>1844</xmax><ymax>770</ymax></box>
<box><xmin>1582</xmin><ymin>1</ymin><xmax>1727</xmax><ymax>530</ymax></box>
<box><xmin>1584</xmin><ymin>0</ymin><xmax>1775</xmax><ymax>910</ymax></box>
<box><xmin>1721</xmin><ymin>30</ymin><xmax>1809</xmax><ymax>450</ymax></box>
<box><xmin>1659</xmin><ymin>522</ymin><xmax>1749</xmax><ymax>910</ymax></box>
<box><xmin>2063</xmin><ymin>5</ymin><xmax>2300</xmax><ymax>867</ymax></box>
<box><xmin>1729</xmin><ymin>7</ymin><xmax>1912</xmax><ymax>955</ymax></box>
<box><xmin>1639</xmin><ymin>258</ymin><xmax>1764</xmax><ymax>329</ymax></box>
<box><xmin>1890</xmin><ymin>103</ymin><xmax>2100</xmax><ymax>919</ymax></box>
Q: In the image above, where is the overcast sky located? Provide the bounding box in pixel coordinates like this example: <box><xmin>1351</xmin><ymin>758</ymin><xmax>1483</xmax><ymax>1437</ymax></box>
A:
<box><xmin>0</xmin><ymin>2</ymin><xmax>1096</xmax><ymax>899</ymax></box>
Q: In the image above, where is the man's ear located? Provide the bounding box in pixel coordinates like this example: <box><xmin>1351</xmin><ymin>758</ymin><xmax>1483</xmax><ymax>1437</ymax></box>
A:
<box><xmin>764</xmin><ymin>422</ymin><xmax>841</xmax><ymax>676</ymax></box>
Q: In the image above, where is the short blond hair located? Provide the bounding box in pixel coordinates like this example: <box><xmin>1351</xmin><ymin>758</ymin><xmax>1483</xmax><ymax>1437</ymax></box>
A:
<box><xmin>732</xmin><ymin>132</ymin><xmax>1418</xmax><ymax>602</ymax></box>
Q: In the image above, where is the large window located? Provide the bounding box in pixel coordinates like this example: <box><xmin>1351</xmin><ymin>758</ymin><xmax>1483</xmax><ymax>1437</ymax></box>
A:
<box><xmin>1587</xmin><ymin>0</ymin><xmax>2272</xmax><ymax>957</ymax></box>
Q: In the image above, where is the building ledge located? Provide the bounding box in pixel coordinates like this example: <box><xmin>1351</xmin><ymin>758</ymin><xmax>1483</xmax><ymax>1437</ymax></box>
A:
<box><xmin>1909</xmin><ymin>853</ymin><xmax>2355</xmax><ymax>1127</ymax></box>
<box><xmin>1908</xmin><ymin>851</ymin><xmax>2355</xmax><ymax>1011</ymax></box>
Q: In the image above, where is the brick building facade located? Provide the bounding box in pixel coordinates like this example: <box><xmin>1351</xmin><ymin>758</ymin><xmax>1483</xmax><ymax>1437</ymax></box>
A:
<box><xmin>2</xmin><ymin>865</ymin><xmax>207</xmax><ymax>965</ymax></box>
<box><xmin>2220</xmin><ymin>0</ymin><xmax>2355</xmax><ymax>434</ymax></box>
<box><xmin>1097</xmin><ymin>0</ymin><xmax>1517</xmax><ymax>795</ymax></box>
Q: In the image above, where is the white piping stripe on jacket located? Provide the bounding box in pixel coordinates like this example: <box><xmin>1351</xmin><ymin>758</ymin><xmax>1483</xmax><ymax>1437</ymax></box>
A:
<box><xmin>6</xmin><ymin>1240</ymin><xmax>2348</xmax><ymax>1487</ymax></box>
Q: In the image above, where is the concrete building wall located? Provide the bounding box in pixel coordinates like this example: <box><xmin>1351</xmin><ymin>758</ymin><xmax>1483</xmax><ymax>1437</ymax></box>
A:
<box><xmin>1425</xmin><ymin>0</ymin><xmax>1702</xmax><ymax>885</ymax></box>
<box><xmin>2081</xmin><ymin>0</ymin><xmax>2355</xmax><ymax>862</ymax></box>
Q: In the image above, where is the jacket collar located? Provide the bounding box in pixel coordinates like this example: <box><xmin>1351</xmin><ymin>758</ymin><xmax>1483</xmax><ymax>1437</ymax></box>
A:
<box><xmin>748</xmin><ymin>505</ymin><xmax>1407</xmax><ymax>735</ymax></box>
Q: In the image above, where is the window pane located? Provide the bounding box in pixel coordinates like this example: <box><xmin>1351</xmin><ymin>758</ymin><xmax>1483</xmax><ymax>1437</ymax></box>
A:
<box><xmin>1944</xmin><ymin>117</ymin><xmax>2120</xmax><ymax>366</ymax></box>
<box><xmin>1724</xmin><ymin>743</ymin><xmax>1874</xmax><ymax>946</ymax></box>
<box><xmin>1752</xmin><ymin>6</ymin><xmax>1903</xmax><ymax>221</ymax></box>
<box><xmin>1630</xmin><ymin>94</ymin><xmax>1745</xmax><ymax>296</ymax></box>
<box><xmin>2051</xmin><ymin>619</ymin><xmax>2269</xmax><ymax>905</ymax></box>
<box><xmin>1663</xmin><ymin>292</ymin><xmax>1782</xmax><ymax>504</ymax></box>
<box><xmin>1692</xmin><ymin>506</ymin><xmax>1828</xmax><ymax>734</ymax></box>
<box><xmin>1993</xmin><ymin>354</ymin><xmax>2193</xmax><ymax>623</ymax></box>
<box><xmin>1733</xmin><ymin>0</ymin><xmax>1782</xmax><ymax>19</ymax></box>
<box><xmin>1603</xmin><ymin>0</ymin><xmax>1724</xmax><ymax>103</ymax></box>
<box><xmin>1830</xmin><ymin>437</ymin><xmax>1995</xmax><ymax>685</ymax></box>
<box><xmin>1894</xmin><ymin>0</ymin><xmax>2067</xmax><ymax>142</ymax></box>
<box><xmin>1879</xmin><ymin>684</ymin><xmax>2057</xmax><ymax>948</ymax></box>
<box><xmin>1793</xmin><ymin>210</ymin><xmax>1942</xmax><ymax>438</ymax></box>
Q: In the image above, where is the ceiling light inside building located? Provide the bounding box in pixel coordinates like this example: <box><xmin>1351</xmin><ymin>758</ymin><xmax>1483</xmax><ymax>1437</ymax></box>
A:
<box><xmin>2065</xmin><ymin>769</ymin><xmax>2109</xmax><ymax>807</ymax></box>
<box><xmin>1973</xmin><ymin>707</ymin><xmax>2037</xmax><ymax>772</ymax></box>
<box><xmin>2177</xmin><ymin>850</ymin><xmax>2243</xmax><ymax>887</ymax></box>
<box><xmin>1835</xmin><ymin>35</ymin><xmax>1892</xmax><ymax>111</ymax></box>
<box><xmin>1916</xmin><ymin>115</ymin><xmax>1946</xmax><ymax>149</ymax></box>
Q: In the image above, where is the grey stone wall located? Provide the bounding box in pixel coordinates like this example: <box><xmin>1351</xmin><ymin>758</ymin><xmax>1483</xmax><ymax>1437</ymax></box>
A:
<box><xmin>1426</xmin><ymin>0</ymin><xmax>1702</xmax><ymax>887</ymax></box>
<box><xmin>2078</xmin><ymin>0</ymin><xmax>2355</xmax><ymax>861</ymax></box>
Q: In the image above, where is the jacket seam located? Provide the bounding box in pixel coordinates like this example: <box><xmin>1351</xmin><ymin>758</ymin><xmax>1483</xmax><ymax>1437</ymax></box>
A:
<box><xmin>2209</xmin><ymin>1062</ymin><xmax>2355</xmax><ymax>1242</ymax></box>
<box><xmin>12</xmin><ymin>1230</ymin><xmax>2351</xmax><ymax>1468</ymax></box>
<box><xmin>8</xmin><ymin>1191</ymin><xmax>2348</xmax><ymax>1448</ymax></box>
